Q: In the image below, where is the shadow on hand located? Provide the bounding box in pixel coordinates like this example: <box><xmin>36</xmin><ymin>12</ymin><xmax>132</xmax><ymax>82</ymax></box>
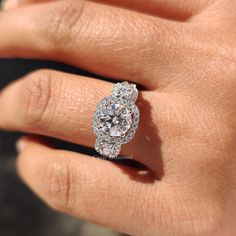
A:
<box><xmin>109</xmin><ymin>92</ymin><xmax>163</xmax><ymax>184</ymax></box>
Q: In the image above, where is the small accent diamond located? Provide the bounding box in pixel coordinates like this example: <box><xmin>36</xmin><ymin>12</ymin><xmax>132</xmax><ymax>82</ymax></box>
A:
<box><xmin>112</xmin><ymin>82</ymin><xmax>138</xmax><ymax>103</ymax></box>
<box><xmin>95</xmin><ymin>138</ymin><xmax>121</xmax><ymax>159</ymax></box>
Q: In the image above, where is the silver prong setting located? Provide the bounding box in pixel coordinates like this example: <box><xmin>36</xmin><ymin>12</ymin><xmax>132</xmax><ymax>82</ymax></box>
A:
<box><xmin>92</xmin><ymin>82</ymin><xmax>140</xmax><ymax>158</ymax></box>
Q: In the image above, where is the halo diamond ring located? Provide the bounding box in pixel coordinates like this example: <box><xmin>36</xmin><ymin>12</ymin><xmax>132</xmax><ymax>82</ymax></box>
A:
<box><xmin>92</xmin><ymin>82</ymin><xmax>140</xmax><ymax>159</ymax></box>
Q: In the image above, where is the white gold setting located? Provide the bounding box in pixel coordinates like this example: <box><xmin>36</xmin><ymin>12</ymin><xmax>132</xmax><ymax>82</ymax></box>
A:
<box><xmin>92</xmin><ymin>82</ymin><xmax>140</xmax><ymax>158</ymax></box>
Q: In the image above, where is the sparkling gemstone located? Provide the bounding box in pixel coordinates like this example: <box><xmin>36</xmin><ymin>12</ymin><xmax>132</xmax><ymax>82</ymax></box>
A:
<box><xmin>98</xmin><ymin>103</ymin><xmax>132</xmax><ymax>137</ymax></box>
<box><xmin>95</xmin><ymin>139</ymin><xmax>121</xmax><ymax>158</ymax></box>
<box><xmin>92</xmin><ymin>82</ymin><xmax>140</xmax><ymax>158</ymax></box>
<box><xmin>112</xmin><ymin>82</ymin><xmax>138</xmax><ymax>103</ymax></box>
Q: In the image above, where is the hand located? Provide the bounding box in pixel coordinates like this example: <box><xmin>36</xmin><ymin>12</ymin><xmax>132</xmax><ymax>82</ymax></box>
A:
<box><xmin>1</xmin><ymin>0</ymin><xmax>236</xmax><ymax>235</ymax></box>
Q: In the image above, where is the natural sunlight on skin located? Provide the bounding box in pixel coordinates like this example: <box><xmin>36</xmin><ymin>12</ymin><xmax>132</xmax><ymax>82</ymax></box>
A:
<box><xmin>1</xmin><ymin>0</ymin><xmax>236</xmax><ymax>235</ymax></box>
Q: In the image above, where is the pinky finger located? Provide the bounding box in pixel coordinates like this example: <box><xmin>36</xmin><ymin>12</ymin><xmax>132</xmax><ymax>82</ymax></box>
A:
<box><xmin>16</xmin><ymin>136</ymin><xmax>164</xmax><ymax>236</ymax></box>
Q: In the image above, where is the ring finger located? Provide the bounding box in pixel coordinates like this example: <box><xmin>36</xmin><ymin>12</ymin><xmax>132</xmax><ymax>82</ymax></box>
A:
<box><xmin>0</xmin><ymin>69</ymin><xmax>111</xmax><ymax>146</ymax></box>
<box><xmin>0</xmin><ymin>69</ymin><xmax>166</xmax><ymax>169</ymax></box>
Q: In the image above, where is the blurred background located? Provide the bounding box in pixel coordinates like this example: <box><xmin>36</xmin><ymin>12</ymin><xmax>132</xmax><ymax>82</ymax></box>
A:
<box><xmin>0</xmin><ymin>10</ymin><xmax>125</xmax><ymax>234</ymax></box>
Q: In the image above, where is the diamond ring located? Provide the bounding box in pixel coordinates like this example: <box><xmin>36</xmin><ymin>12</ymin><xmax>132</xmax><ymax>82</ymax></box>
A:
<box><xmin>92</xmin><ymin>82</ymin><xmax>140</xmax><ymax>159</ymax></box>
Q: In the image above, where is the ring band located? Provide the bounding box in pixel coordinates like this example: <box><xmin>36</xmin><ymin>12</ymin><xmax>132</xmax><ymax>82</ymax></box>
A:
<box><xmin>92</xmin><ymin>82</ymin><xmax>140</xmax><ymax>159</ymax></box>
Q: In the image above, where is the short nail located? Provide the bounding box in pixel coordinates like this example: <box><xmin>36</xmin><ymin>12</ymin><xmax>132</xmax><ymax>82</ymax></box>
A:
<box><xmin>16</xmin><ymin>138</ymin><xmax>27</xmax><ymax>153</ymax></box>
<box><xmin>1</xmin><ymin>0</ymin><xmax>19</xmax><ymax>10</ymax></box>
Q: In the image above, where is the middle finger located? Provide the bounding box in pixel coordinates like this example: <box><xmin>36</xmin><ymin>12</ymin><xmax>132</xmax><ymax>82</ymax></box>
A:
<box><xmin>0</xmin><ymin>0</ymin><xmax>179</xmax><ymax>88</ymax></box>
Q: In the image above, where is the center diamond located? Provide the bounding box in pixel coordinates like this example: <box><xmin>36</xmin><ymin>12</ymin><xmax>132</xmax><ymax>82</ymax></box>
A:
<box><xmin>99</xmin><ymin>103</ymin><xmax>132</xmax><ymax>137</ymax></box>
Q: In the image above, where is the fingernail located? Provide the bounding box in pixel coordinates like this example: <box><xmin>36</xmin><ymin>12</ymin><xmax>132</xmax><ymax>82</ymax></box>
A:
<box><xmin>1</xmin><ymin>0</ymin><xmax>19</xmax><ymax>10</ymax></box>
<box><xmin>16</xmin><ymin>137</ymin><xmax>27</xmax><ymax>153</ymax></box>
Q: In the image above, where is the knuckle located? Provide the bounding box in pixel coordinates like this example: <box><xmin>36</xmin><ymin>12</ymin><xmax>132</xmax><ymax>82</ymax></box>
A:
<box><xmin>20</xmin><ymin>69</ymin><xmax>55</xmax><ymax>128</ymax></box>
<box><xmin>45</xmin><ymin>159</ymin><xmax>76</xmax><ymax>212</ymax></box>
<box><xmin>40</xmin><ymin>1</ymin><xmax>85</xmax><ymax>50</ymax></box>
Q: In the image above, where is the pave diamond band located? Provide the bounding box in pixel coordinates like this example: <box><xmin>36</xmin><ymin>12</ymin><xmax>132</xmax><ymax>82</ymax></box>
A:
<box><xmin>92</xmin><ymin>82</ymin><xmax>140</xmax><ymax>159</ymax></box>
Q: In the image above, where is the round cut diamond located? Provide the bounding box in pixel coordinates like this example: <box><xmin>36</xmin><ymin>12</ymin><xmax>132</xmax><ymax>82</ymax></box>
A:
<box><xmin>112</xmin><ymin>82</ymin><xmax>138</xmax><ymax>103</ymax></box>
<box><xmin>98</xmin><ymin>103</ymin><xmax>132</xmax><ymax>137</ymax></box>
<box><xmin>95</xmin><ymin>138</ymin><xmax>121</xmax><ymax>158</ymax></box>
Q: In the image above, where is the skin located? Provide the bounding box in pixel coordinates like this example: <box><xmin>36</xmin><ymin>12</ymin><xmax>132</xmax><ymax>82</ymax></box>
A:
<box><xmin>0</xmin><ymin>0</ymin><xmax>236</xmax><ymax>235</ymax></box>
